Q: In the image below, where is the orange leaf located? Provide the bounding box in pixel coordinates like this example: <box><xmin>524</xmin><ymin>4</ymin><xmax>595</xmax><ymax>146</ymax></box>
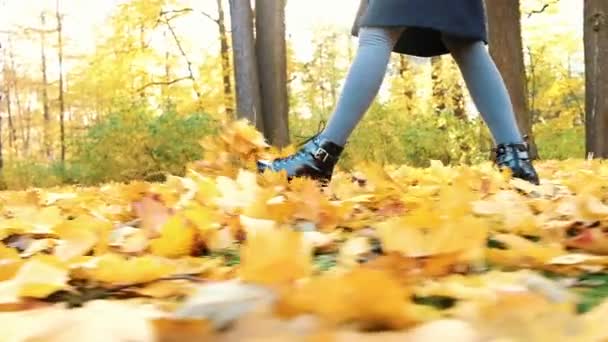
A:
<box><xmin>275</xmin><ymin>268</ymin><xmax>418</xmax><ymax>330</ymax></box>
<box><xmin>239</xmin><ymin>228</ymin><xmax>312</xmax><ymax>285</ymax></box>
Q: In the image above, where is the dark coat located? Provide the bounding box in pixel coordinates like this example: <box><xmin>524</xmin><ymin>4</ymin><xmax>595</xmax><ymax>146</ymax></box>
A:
<box><xmin>352</xmin><ymin>0</ymin><xmax>488</xmax><ymax>57</ymax></box>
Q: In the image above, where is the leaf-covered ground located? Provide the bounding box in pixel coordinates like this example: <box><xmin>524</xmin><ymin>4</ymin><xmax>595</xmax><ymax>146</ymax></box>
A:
<box><xmin>2</xmin><ymin>121</ymin><xmax>608</xmax><ymax>341</ymax></box>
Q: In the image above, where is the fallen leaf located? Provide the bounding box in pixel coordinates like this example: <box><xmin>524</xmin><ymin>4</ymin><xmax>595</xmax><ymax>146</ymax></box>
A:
<box><xmin>151</xmin><ymin>317</ymin><xmax>214</xmax><ymax>342</ymax></box>
<box><xmin>0</xmin><ymin>258</ymin><xmax>69</xmax><ymax>304</ymax></box>
<box><xmin>0</xmin><ymin>300</ymin><xmax>163</xmax><ymax>342</ymax></box>
<box><xmin>275</xmin><ymin>267</ymin><xmax>421</xmax><ymax>330</ymax></box>
<box><xmin>20</xmin><ymin>238</ymin><xmax>57</xmax><ymax>258</ymax></box>
<box><xmin>0</xmin><ymin>244</ymin><xmax>22</xmax><ymax>281</ymax></box>
<box><xmin>73</xmin><ymin>254</ymin><xmax>175</xmax><ymax>285</ymax></box>
<box><xmin>132</xmin><ymin>280</ymin><xmax>196</xmax><ymax>299</ymax></box>
<box><xmin>239</xmin><ymin>228</ymin><xmax>312</xmax><ymax>285</ymax></box>
<box><xmin>133</xmin><ymin>195</ymin><xmax>172</xmax><ymax>238</ymax></box>
<box><xmin>173</xmin><ymin>281</ymin><xmax>275</xmax><ymax>330</ymax></box>
<box><xmin>377</xmin><ymin>208</ymin><xmax>486</xmax><ymax>258</ymax></box>
<box><xmin>150</xmin><ymin>215</ymin><xmax>197</xmax><ymax>258</ymax></box>
<box><xmin>338</xmin><ymin>236</ymin><xmax>372</xmax><ymax>267</ymax></box>
<box><xmin>53</xmin><ymin>216</ymin><xmax>102</xmax><ymax>261</ymax></box>
<box><xmin>215</xmin><ymin>170</ymin><xmax>261</xmax><ymax>213</ymax></box>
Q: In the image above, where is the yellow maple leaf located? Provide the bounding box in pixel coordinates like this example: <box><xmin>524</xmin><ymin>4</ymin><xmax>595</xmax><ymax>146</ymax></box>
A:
<box><xmin>114</xmin><ymin>227</ymin><xmax>149</xmax><ymax>254</ymax></box>
<box><xmin>0</xmin><ymin>243</ymin><xmax>23</xmax><ymax>281</ymax></box>
<box><xmin>53</xmin><ymin>216</ymin><xmax>107</xmax><ymax>261</ymax></box>
<box><xmin>354</xmin><ymin>162</ymin><xmax>404</xmax><ymax>196</ymax></box>
<box><xmin>338</xmin><ymin>236</ymin><xmax>371</xmax><ymax>267</ymax></box>
<box><xmin>474</xmin><ymin>290</ymin><xmax>586</xmax><ymax>342</ymax></box>
<box><xmin>223</xmin><ymin>119</ymin><xmax>269</xmax><ymax>153</ymax></box>
<box><xmin>486</xmin><ymin>234</ymin><xmax>566</xmax><ymax>270</ymax></box>
<box><xmin>288</xmin><ymin>179</ymin><xmax>350</xmax><ymax>230</ymax></box>
<box><xmin>73</xmin><ymin>254</ymin><xmax>175</xmax><ymax>285</ymax></box>
<box><xmin>172</xmin><ymin>257</ymin><xmax>224</xmax><ymax>276</ymax></box>
<box><xmin>132</xmin><ymin>280</ymin><xmax>196</xmax><ymax>299</ymax></box>
<box><xmin>239</xmin><ymin>228</ymin><xmax>312</xmax><ymax>285</ymax></box>
<box><xmin>182</xmin><ymin>204</ymin><xmax>218</xmax><ymax>232</ymax></box>
<box><xmin>239</xmin><ymin>215</ymin><xmax>276</xmax><ymax>235</ymax></box>
<box><xmin>214</xmin><ymin>170</ymin><xmax>261</xmax><ymax>213</ymax></box>
<box><xmin>0</xmin><ymin>257</ymin><xmax>69</xmax><ymax>304</ymax></box>
<box><xmin>188</xmin><ymin>171</ymin><xmax>220</xmax><ymax>205</ymax></box>
<box><xmin>0</xmin><ymin>206</ymin><xmax>65</xmax><ymax>239</ymax></box>
<box><xmin>19</xmin><ymin>238</ymin><xmax>57</xmax><ymax>258</ymax></box>
<box><xmin>205</xmin><ymin>228</ymin><xmax>237</xmax><ymax>252</ymax></box>
<box><xmin>472</xmin><ymin>190</ymin><xmax>539</xmax><ymax>235</ymax></box>
<box><xmin>29</xmin><ymin>206</ymin><xmax>65</xmax><ymax>235</ymax></box>
<box><xmin>275</xmin><ymin>268</ymin><xmax>420</xmax><ymax>330</ymax></box>
<box><xmin>150</xmin><ymin>215</ymin><xmax>197</xmax><ymax>258</ymax></box>
<box><xmin>242</xmin><ymin>190</ymin><xmax>296</xmax><ymax>223</ymax></box>
<box><xmin>377</xmin><ymin>206</ymin><xmax>487</xmax><ymax>258</ymax></box>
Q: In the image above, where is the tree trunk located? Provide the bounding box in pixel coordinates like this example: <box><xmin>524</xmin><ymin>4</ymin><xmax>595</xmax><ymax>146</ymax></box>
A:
<box><xmin>451</xmin><ymin>77</ymin><xmax>466</xmax><ymax>119</ymax></box>
<box><xmin>486</xmin><ymin>0</ymin><xmax>538</xmax><ymax>158</ymax></box>
<box><xmin>5</xmin><ymin>79</ymin><xmax>15</xmax><ymax>151</ymax></box>
<box><xmin>447</xmin><ymin>59</ymin><xmax>466</xmax><ymax>120</ymax></box>
<box><xmin>229</xmin><ymin>0</ymin><xmax>264</xmax><ymax>132</ymax></box>
<box><xmin>584</xmin><ymin>0</ymin><xmax>608</xmax><ymax>158</ymax></box>
<box><xmin>163</xmin><ymin>30</ymin><xmax>171</xmax><ymax>106</ymax></box>
<box><xmin>217</xmin><ymin>0</ymin><xmax>234</xmax><ymax>119</ymax></box>
<box><xmin>399</xmin><ymin>55</ymin><xmax>415</xmax><ymax>113</ymax></box>
<box><xmin>57</xmin><ymin>0</ymin><xmax>66</xmax><ymax>163</ymax></box>
<box><xmin>255</xmin><ymin>0</ymin><xmax>289</xmax><ymax>146</ymax></box>
<box><xmin>1</xmin><ymin>68</ymin><xmax>6</xmax><ymax>168</ymax></box>
<box><xmin>25</xmin><ymin>105</ymin><xmax>31</xmax><ymax>156</ymax></box>
<box><xmin>7</xmin><ymin>40</ymin><xmax>25</xmax><ymax>156</ymax></box>
<box><xmin>2</xmin><ymin>49</ymin><xmax>16</xmax><ymax>152</ymax></box>
<box><xmin>526</xmin><ymin>46</ymin><xmax>538</xmax><ymax>121</ymax></box>
<box><xmin>0</xmin><ymin>100</ymin><xmax>3</xmax><ymax>170</ymax></box>
<box><xmin>431</xmin><ymin>56</ymin><xmax>447</xmax><ymax>115</ymax></box>
<box><xmin>40</xmin><ymin>12</ymin><xmax>52</xmax><ymax>159</ymax></box>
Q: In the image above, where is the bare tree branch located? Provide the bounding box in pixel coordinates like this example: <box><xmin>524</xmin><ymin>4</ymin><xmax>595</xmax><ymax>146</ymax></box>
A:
<box><xmin>200</xmin><ymin>11</ymin><xmax>219</xmax><ymax>23</ymax></box>
<box><xmin>21</xmin><ymin>27</ymin><xmax>56</xmax><ymax>35</ymax></box>
<box><xmin>159</xmin><ymin>7</ymin><xmax>218</xmax><ymax>23</ymax></box>
<box><xmin>526</xmin><ymin>0</ymin><xmax>560</xmax><ymax>18</ymax></box>
<box><xmin>136</xmin><ymin>76</ymin><xmax>191</xmax><ymax>92</ymax></box>
<box><xmin>161</xmin><ymin>13</ymin><xmax>202</xmax><ymax>102</ymax></box>
<box><xmin>160</xmin><ymin>8</ymin><xmax>193</xmax><ymax>16</ymax></box>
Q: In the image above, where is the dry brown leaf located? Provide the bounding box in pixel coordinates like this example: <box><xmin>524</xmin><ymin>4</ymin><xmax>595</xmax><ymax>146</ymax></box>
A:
<box><xmin>133</xmin><ymin>195</ymin><xmax>173</xmax><ymax>238</ymax></box>
<box><xmin>565</xmin><ymin>227</ymin><xmax>608</xmax><ymax>254</ymax></box>
<box><xmin>151</xmin><ymin>317</ymin><xmax>214</xmax><ymax>342</ymax></box>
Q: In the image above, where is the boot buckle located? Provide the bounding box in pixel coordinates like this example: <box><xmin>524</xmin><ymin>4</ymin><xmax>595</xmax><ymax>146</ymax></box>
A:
<box><xmin>314</xmin><ymin>147</ymin><xmax>330</xmax><ymax>162</ymax></box>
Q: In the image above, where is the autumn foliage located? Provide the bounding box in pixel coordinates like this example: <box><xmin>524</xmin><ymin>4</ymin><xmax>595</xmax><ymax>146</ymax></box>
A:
<box><xmin>0</xmin><ymin>120</ymin><xmax>607</xmax><ymax>341</ymax></box>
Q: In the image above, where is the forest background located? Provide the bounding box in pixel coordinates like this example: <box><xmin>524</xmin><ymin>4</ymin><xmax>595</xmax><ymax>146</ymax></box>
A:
<box><xmin>0</xmin><ymin>0</ymin><xmax>591</xmax><ymax>189</ymax></box>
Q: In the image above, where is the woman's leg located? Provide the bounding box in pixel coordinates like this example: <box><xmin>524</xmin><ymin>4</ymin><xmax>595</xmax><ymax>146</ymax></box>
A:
<box><xmin>442</xmin><ymin>34</ymin><xmax>539</xmax><ymax>184</ymax></box>
<box><xmin>321</xmin><ymin>27</ymin><xmax>405</xmax><ymax>146</ymax></box>
<box><xmin>257</xmin><ymin>26</ymin><xmax>404</xmax><ymax>182</ymax></box>
<box><xmin>441</xmin><ymin>34</ymin><xmax>523</xmax><ymax>145</ymax></box>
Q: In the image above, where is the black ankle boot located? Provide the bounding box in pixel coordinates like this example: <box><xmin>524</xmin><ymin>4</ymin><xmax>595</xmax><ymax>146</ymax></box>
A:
<box><xmin>494</xmin><ymin>141</ymin><xmax>540</xmax><ymax>185</ymax></box>
<box><xmin>257</xmin><ymin>135</ymin><xmax>344</xmax><ymax>183</ymax></box>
